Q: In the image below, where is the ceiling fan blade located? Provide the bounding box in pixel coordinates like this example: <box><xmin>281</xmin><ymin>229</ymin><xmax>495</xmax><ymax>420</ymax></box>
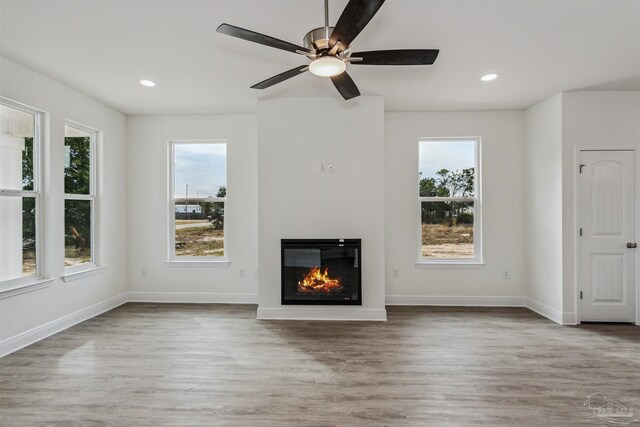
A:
<box><xmin>217</xmin><ymin>23</ymin><xmax>311</xmax><ymax>55</ymax></box>
<box><xmin>329</xmin><ymin>0</ymin><xmax>385</xmax><ymax>50</ymax></box>
<box><xmin>330</xmin><ymin>72</ymin><xmax>360</xmax><ymax>100</ymax></box>
<box><xmin>350</xmin><ymin>49</ymin><xmax>440</xmax><ymax>65</ymax></box>
<box><xmin>250</xmin><ymin>65</ymin><xmax>309</xmax><ymax>89</ymax></box>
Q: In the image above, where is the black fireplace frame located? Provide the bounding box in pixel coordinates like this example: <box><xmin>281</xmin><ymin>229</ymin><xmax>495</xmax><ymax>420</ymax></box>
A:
<box><xmin>281</xmin><ymin>238</ymin><xmax>362</xmax><ymax>306</ymax></box>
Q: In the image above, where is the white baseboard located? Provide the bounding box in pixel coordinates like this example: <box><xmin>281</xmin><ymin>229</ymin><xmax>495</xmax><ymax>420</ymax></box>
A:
<box><xmin>0</xmin><ymin>292</ymin><xmax>128</xmax><ymax>358</ymax></box>
<box><xmin>526</xmin><ymin>298</ymin><xmax>564</xmax><ymax>325</ymax></box>
<box><xmin>128</xmin><ymin>291</ymin><xmax>258</xmax><ymax>304</ymax></box>
<box><xmin>386</xmin><ymin>295</ymin><xmax>527</xmax><ymax>307</ymax></box>
<box><xmin>257</xmin><ymin>307</ymin><xmax>387</xmax><ymax>321</ymax></box>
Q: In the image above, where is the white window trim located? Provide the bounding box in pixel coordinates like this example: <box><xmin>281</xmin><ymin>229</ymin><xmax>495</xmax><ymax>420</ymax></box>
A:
<box><xmin>0</xmin><ymin>97</ymin><xmax>45</xmax><ymax>292</ymax></box>
<box><xmin>62</xmin><ymin>265</ymin><xmax>106</xmax><ymax>282</ymax></box>
<box><xmin>0</xmin><ymin>278</ymin><xmax>55</xmax><ymax>300</ymax></box>
<box><xmin>164</xmin><ymin>260</ymin><xmax>230</xmax><ymax>267</ymax></box>
<box><xmin>167</xmin><ymin>139</ymin><xmax>228</xmax><ymax>263</ymax></box>
<box><xmin>417</xmin><ymin>137</ymin><xmax>483</xmax><ymax>265</ymax></box>
<box><xmin>63</xmin><ymin>120</ymin><xmax>99</xmax><ymax>274</ymax></box>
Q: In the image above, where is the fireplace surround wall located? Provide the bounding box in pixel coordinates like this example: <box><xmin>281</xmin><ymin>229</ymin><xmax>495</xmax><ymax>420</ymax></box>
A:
<box><xmin>257</xmin><ymin>96</ymin><xmax>386</xmax><ymax>321</ymax></box>
<box><xmin>281</xmin><ymin>239</ymin><xmax>362</xmax><ymax>305</ymax></box>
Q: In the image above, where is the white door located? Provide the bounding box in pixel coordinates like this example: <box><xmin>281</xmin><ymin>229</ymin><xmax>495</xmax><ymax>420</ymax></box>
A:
<box><xmin>579</xmin><ymin>150</ymin><xmax>636</xmax><ymax>322</ymax></box>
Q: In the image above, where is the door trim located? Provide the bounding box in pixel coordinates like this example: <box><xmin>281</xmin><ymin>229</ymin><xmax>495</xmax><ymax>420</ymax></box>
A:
<box><xmin>574</xmin><ymin>147</ymin><xmax>638</xmax><ymax>325</ymax></box>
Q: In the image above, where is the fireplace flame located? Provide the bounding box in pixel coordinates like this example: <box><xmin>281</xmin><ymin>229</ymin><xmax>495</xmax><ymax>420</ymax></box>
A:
<box><xmin>298</xmin><ymin>267</ymin><xmax>343</xmax><ymax>294</ymax></box>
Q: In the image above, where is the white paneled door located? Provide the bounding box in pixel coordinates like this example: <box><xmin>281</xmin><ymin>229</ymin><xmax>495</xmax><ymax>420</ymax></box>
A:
<box><xmin>579</xmin><ymin>150</ymin><xmax>636</xmax><ymax>323</ymax></box>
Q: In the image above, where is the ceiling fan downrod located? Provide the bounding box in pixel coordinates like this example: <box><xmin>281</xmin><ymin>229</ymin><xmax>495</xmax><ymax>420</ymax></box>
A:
<box><xmin>324</xmin><ymin>0</ymin><xmax>329</xmax><ymax>27</ymax></box>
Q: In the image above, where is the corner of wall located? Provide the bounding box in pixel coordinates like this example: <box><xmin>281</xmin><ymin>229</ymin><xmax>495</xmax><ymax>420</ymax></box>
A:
<box><xmin>523</xmin><ymin>93</ymin><xmax>564</xmax><ymax>316</ymax></box>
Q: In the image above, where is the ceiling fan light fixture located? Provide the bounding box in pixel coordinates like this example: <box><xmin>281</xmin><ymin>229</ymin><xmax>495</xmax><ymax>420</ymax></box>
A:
<box><xmin>309</xmin><ymin>56</ymin><xmax>346</xmax><ymax>77</ymax></box>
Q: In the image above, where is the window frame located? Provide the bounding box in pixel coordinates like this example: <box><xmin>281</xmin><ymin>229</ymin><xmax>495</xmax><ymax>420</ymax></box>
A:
<box><xmin>63</xmin><ymin>120</ymin><xmax>99</xmax><ymax>273</ymax></box>
<box><xmin>417</xmin><ymin>137</ymin><xmax>483</xmax><ymax>265</ymax></box>
<box><xmin>167</xmin><ymin>139</ymin><xmax>228</xmax><ymax>263</ymax></box>
<box><xmin>0</xmin><ymin>97</ymin><xmax>45</xmax><ymax>289</ymax></box>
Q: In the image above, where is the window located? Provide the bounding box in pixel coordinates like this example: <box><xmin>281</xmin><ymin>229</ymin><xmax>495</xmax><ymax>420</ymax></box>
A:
<box><xmin>0</xmin><ymin>99</ymin><xmax>43</xmax><ymax>285</ymax></box>
<box><xmin>418</xmin><ymin>138</ymin><xmax>481</xmax><ymax>263</ymax></box>
<box><xmin>169</xmin><ymin>141</ymin><xmax>227</xmax><ymax>260</ymax></box>
<box><xmin>64</xmin><ymin>123</ymin><xmax>97</xmax><ymax>270</ymax></box>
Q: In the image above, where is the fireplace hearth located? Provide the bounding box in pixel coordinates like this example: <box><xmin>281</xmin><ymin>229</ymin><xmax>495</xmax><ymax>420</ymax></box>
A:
<box><xmin>281</xmin><ymin>239</ymin><xmax>361</xmax><ymax>305</ymax></box>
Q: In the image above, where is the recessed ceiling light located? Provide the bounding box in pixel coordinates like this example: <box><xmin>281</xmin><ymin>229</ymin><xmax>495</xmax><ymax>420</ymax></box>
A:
<box><xmin>480</xmin><ymin>73</ymin><xmax>498</xmax><ymax>82</ymax></box>
<box><xmin>139</xmin><ymin>79</ymin><xmax>156</xmax><ymax>87</ymax></box>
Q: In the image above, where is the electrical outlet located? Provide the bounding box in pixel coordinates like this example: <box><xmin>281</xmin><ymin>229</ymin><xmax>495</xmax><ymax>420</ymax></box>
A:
<box><xmin>141</xmin><ymin>267</ymin><xmax>147</xmax><ymax>277</ymax></box>
<box><xmin>239</xmin><ymin>268</ymin><xmax>245</xmax><ymax>278</ymax></box>
<box><xmin>393</xmin><ymin>269</ymin><xmax>399</xmax><ymax>279</ymax></box>
<box><xmin>502</xmin><ymin>270</ymin><xmax>511</xmax><ymax>280</ymax></box>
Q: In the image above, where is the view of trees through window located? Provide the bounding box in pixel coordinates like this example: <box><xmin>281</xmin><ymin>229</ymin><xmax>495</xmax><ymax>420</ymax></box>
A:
<box><xmin>64</xmin><ymin>125</ymin><xmax>93</xmax><ymax>267</ymax></box>
<box><xmin>21</xmin><ymin>138</ymin><xmax>36</xmax><ymax>275</ymax></box>
<box><xmin>419</xmin><ymin>139</ymin><xmax>477</xmax><ymax>259</ymax></box>
<box><xmin>172</xmin><ymin>142</ymin><xmax>226</xmax><ymax>258</ymax></box>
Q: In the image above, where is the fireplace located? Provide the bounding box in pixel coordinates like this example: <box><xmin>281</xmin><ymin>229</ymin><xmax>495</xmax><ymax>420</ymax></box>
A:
<box><xmin>281</xmin><ymin>239</ymin><xmax>361</xmax><ymax>305</ymax></box>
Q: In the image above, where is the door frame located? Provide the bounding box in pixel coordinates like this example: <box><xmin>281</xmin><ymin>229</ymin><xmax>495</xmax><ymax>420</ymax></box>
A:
<box><xmin>574</xmin><ymin>146</ymin><xmax>639</xmax><ymax>325</ymax></box>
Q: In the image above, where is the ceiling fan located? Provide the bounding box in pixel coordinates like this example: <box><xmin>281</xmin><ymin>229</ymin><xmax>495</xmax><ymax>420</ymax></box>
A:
<box><xmin>217</xmin><ymin>0</ymin><xmax>439</xmax><ymax>100</ymax></box>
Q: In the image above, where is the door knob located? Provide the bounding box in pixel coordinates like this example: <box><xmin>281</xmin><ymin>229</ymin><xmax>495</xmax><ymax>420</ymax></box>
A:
<box><xmin>627</xmin><ymin>242</ymin><xmax>638</xmax><ymax>249</ymax></box>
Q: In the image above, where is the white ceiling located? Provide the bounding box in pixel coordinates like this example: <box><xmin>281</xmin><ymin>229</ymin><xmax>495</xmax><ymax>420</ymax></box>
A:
<box><xmin>1</xmin><ymin>0</ymin><xmax>639</xmax><ymax>115</ymax></box>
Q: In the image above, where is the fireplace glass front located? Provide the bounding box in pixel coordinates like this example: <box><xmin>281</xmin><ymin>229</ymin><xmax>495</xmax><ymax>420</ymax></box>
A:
<box><xmin>281</xmin><ymin>239</ymin><xmax>361</xmax><ymax>305</ymax></box>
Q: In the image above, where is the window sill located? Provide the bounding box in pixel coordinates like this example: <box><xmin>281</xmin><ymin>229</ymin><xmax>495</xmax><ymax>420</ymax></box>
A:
<box><xmin>415</xmin><ymin>260</ymin><xmax>485</xmax><ymax>269</ymax></box>
<box><xmin>164</xmin><ymin>260</ymin><xmax>230</xmax><ymax>267</ymax></box>
<box><xmin>0</xmin><ymin>278</ymin><xmax>55</xmax><ymax>300</ymax></box>
<box><xmin>62</xmin><ymin>265</ymin><xmax>106</xmax><ymax>282</ymax></box>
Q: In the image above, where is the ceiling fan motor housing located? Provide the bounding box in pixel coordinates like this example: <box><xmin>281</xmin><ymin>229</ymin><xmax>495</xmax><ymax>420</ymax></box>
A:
<box><xmin>303</xmin><ymin>26</ymin><xmax>335</xmax><ymax>53</ymax></box>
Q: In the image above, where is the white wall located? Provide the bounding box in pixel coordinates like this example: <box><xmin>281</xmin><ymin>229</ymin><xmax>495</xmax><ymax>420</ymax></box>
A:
<box><xmin>384</xmin><ymin>111</ymin><xmax>526</xmax><ymax>304</ymax></box>
<box><xmin>257</xmin><ymin>97</ymin><xmax>386</xmax><ymax>320</ymax></box>
<box><xmin>561</xmin><ymin>91</ymin><xmax>640</xmax><ymax>322</ymax></box>
<box><xmin>126</xmin><ymin>114</ymin><xmax>258</xmax><ymax>301</ymax></box>
<box><xmin>523</xmin><ymin>94</ymin><xmax>564</xmax><ymax>320</ymax></box>
<box><xmin>0</xmin><ymin>56</ymin><xmax>128</xmax><ymax>344</ymax></box>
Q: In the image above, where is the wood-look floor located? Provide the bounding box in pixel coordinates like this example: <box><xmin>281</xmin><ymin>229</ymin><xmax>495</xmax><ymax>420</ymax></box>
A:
<box><xmin>1</xmin><ymin>304</ymin><xmax>639</xmax><ymax>426</ymax></box>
